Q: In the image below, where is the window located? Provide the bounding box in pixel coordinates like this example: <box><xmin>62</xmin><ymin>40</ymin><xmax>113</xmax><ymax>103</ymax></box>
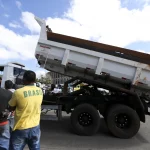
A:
<box><xmin>0</xmin><ymin>66</ymin><xmax>4</xmax><ymax>78</ymax></box>
<box><xmin>56</xmin><ymin>79</ymin><xmax>57</xmax><ymax>84</ymax></box>
<box><xmin>14</xmin><ymin>67</ymin><xmax>26</xmax><ymax>85</ymax></box>
<box><xmin>13</xmin><ymin>67</ymin><xmax>26</xmax><ymax>76</ymax></box>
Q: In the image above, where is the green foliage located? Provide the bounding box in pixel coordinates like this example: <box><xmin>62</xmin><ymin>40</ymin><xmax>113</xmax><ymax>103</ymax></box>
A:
<box><xmin>36</xmin><ymin>75</ymin><xmax>51</xmax><ymax>84</ymax></box>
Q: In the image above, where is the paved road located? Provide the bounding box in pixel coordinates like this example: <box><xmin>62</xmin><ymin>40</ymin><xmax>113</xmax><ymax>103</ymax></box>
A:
<box><xmin>25</xmin><ymin>115</ymin><xmax>150</xmax><ymax>150</ymax></box>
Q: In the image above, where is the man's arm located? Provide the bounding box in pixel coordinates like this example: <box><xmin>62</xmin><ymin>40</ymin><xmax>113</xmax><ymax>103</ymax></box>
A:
<box><xmin>8</xmin><ymin>92</ymin><xmax>17</xmax><ymax>111</ymax></box>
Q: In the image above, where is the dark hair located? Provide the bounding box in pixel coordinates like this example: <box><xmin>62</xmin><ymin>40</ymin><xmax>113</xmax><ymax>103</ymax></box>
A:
<box><xmin>23</xmin><ymin>70</ymin><xmax>36</xmax><ymax>83</ymax></box>
<box><xmin>0</xmin><ymin>77</ymin><xmax>2</xmax><ymax>80</ymax></box>
<box><xmin>5</xmin><ymin>80</ymin><xmax>13</xmax><ymax>89</ymax></box>
<box><xmin>51</xmin><ymin>84</ymin><xmax>55</xmax><ymax>91</ymax></box>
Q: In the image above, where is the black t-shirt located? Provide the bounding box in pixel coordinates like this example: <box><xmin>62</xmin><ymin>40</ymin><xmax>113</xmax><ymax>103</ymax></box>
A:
<box><xmin>0</xmin><ymin>88</ymin><xmax>12</xmax><ymax>122</ymax></box>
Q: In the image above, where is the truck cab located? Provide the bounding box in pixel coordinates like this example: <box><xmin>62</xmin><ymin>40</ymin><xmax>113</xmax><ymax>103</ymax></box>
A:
<box><xmin>0</xmin><ymin>62</ymin><xmax>26</xmax><ymax>88</ymax></box>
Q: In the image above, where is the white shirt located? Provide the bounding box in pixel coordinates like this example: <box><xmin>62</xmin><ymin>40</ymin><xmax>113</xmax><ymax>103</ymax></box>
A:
<box><xmin>51</xmin><ymin>88</ymin><xmax>61</xmax><ymax>94</ymax></box>
<box><xmin>8</xmin><ymin>89</ymin><xmax>15</xmax><ymax>93</ymax></box>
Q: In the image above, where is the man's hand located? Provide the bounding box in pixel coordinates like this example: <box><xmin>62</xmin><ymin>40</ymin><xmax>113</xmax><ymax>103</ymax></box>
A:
<box><xmin>11</xmin><ymin>111</ymin><xmax>15</xmax><ymax>116</ymax></box>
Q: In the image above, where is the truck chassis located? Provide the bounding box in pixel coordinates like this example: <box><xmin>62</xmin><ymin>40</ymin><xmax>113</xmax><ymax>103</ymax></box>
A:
<box><xmin>41</xmin><ymin>76</ymin><xmax>150</xmax><ymax>139</ymax></box>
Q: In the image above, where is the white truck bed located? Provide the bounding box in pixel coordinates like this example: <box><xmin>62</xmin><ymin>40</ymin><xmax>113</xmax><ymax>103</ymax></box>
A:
<box><xmin>34</xmin><ymin>17</ymin><xmax>150</xmax><ymax>94</ymax></box>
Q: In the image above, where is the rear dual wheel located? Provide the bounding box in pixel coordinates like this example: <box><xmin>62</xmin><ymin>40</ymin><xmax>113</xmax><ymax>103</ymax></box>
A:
<box><xmin>106</xmin><ymin>104</ymin><xmax>140</xmax><ymax>139</ymax></box>
<box><xmin>70</xmin><ymin>103</ymin><xmax>140</xmax><ymax>138</ymax></box>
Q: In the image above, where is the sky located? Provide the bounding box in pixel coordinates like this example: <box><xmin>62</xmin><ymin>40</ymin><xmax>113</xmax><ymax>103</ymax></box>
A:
<box><xmin>0</xmin><ymin>0</ymin><xmax>150</xmax><ymax>77</ymax></box>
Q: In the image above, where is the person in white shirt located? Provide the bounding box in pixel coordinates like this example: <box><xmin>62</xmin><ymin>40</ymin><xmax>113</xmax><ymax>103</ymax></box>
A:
<box><xmin>5</xmin><ymin>80</ymin><xmax>15</xmax><ymax>93</ymax></box>
<box><xmin>51</xmin><ymin>84</ymin><xmax>61</xmax><ymax>94</ymax></box>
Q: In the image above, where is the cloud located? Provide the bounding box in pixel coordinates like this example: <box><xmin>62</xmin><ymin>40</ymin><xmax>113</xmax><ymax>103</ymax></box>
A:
<box><xmin>1</xmin><ymin>0</ymin><xmax>150</xmax><ymax>65</ymax></box>
<box><xmin>46</xmin><ymin>17</ymin><xmax>98</xmax><ymax>41</ymax></box>
<box><xmin>36</xmin><ymin>70</ymin><xmax>47</xmax><ymax>78</ymax></box>
<box><xmin>137</xmin><ymin>49</ymin><xmax>146</xmax><ymax>53</ymax></box>
<box><xmin>62</xmin><ymin>0</ymin><xmax>150</xmax><ymax>47</ymax></box>
<box><xmin>0</xmin><ymin>47</ymin><xmax>20</xmax><ymax>59</ymax></box>
<box><xmin>40</xmin><ymin>0</ymin><xmax>149</xmax><ymax>49</ymax></box>
<box><xmin>0</xmin><ymin>0</ymin><xmax>4</xmax><ymax>8</ymax></box>
<box><xmin>0</xmin><ymin>11</ymin><xmax>41</xmax><ymax>61</ymax></box>
<box><xmin>3</xmin><ymin>14</ymin><xmax>9</xmax><ymax>18</ymax></box>
<box><xmin>0</xmin><ymin>24</ymin><xmax>38</xmax><ymax>60</ymax></box>
<box><xmin>21</xmin><ymin>12</ymin><xmax>40</xmax><ymax>33</ymax></box>
<box><xmin>137</xmin><ymin>49</ymin><xmax>150</xmax><ymax>54</ymax></box>
<box><xmin>143</xmin><ymin>0</ymin><xmax>150</xmax><ymax>3</ymax></box>
<box><xmin>9</xmin><ymin>22</ymin><xmax>21</xmax><ymax>28</ymax></box>
<box><xmin>16</xmin><ymin>0</ymin><xmax>22</xmax><ymax>9</ymax></box>
<box><xmin>17</xmin><ymin>1</ymin><xmax>150</xmax><ymax>51</ymax></box>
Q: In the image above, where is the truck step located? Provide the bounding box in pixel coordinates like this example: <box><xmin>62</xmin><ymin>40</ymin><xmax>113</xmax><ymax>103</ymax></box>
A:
<box><xmin>41</xmin><ymin>105</ymin><xmax>62</xmax><ymax>121</ymax></box>
<box><xmin>41</xmin><ymin>105</ymin><xmax>60</xmax><ymax>109</ymax></box>
<box><xmin>41</xmin><ymin>115</ymin><xmax>59</xmax><ymax>121</ymax></box>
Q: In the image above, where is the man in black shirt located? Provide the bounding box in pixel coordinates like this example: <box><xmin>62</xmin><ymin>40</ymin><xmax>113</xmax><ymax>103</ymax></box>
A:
<box><xmin>0</xmin><ymin>88</ymin><xmax>12</xmax><ymax>150</ymax></box>
<box><xmin>0</xmin><ymin>77</ymin><xmax>2</xmax><ymax>87</ymax></box>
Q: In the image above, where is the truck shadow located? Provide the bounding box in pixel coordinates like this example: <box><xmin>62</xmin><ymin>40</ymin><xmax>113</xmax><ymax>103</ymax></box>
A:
<box><xmin>40</xmin><ymin>117</ymin><xmax>149</xmax><ymax>149</ymax></box>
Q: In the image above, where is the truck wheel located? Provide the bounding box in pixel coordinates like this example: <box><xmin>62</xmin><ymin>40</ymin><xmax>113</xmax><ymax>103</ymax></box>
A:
<box><xmin>71</xmin><ymin>103</ymin><xmax>100</xmax><ymax>136</ymax></box>
<box><xmin>106</xmin><ymin>104</ymin><xmax>140</xmax><ymax>139</ymax></box>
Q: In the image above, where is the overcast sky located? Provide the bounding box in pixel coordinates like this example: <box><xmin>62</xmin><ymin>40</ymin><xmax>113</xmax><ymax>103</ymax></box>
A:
<box><xmin>0</xmin><ymin>0</ymin><xmax>150</xmax><ymax>77</ymax></box>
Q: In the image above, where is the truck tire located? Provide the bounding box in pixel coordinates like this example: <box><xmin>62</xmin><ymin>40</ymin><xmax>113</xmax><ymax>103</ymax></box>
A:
<box><xmin>106</xmin><ymin>104</ymin><xmax>140</xmax><ymax>139</ymax></box>
<box><xmin>71</xmin><ymin>103</ymin><xmax>100</xmax><ymax>136</ymax></box>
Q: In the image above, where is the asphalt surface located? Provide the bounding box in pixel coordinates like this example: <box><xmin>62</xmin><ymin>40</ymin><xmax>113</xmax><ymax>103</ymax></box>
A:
<box><xmin>24</xmin><ymin>113</ymin><xmax>150</xmax><ymax>150</ymax></box>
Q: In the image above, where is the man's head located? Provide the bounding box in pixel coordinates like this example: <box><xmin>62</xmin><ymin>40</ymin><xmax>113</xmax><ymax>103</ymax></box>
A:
<box><xmin>5</xmin><ymin>80</ymin><xmax>13</xmax><ymax>90</ymax></box>
<box><xmin>51</xmin><ymin>84</ymin><xmax>55</xmax><ymax>90</ymax></box>
<box><xmin>23</xmin><ymin>70</ymin><xmax>36</xmax><ymax>85</ymax></box>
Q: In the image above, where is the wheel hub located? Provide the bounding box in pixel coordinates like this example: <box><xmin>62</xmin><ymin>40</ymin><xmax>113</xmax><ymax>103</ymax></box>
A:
<box><xmin>115</xmin><ymin>114</ymin><xmax>130</xmax><ymax>129</ymax></box>
<box><xmin>78</xmin><ymin>112</ymin><xmax>93</xmax><ymax>126</ymax></box>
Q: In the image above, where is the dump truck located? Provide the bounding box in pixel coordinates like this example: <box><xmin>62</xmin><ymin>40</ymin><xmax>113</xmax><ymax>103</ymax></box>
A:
<box><xmin>34</xmin><ymin>16</ymin><xmax>150</xmax><ymax>139</ymax></box>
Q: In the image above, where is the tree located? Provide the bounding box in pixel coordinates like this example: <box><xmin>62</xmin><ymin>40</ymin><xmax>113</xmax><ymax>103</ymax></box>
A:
<box><xmin>36</xmin><ymin>75</ymin><xmax>51</xmax><ymax>85</ymax></box>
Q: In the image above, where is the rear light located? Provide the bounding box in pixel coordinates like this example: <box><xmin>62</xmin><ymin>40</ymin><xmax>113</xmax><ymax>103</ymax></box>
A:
<box><xmin>122</xmin><ymin>77</ymin><xmax>127</xmax><ymax>80</ymax></box>
<box><xmin>54</xmin><ymin>59</ymin><xmax>59</xmax><ymax>61</ymax></box>
<box><xmin>86</xmin><ymin>67</ymin><xmax>91</xmax><ymax>70</ymax></box>
<box><xmin>101</xmin><ymin>72</ymin><xmax>107</xmax><ymax>75</ymax></box>
<box><xmin>68</xmin><ymin>62</ymin><xmax>75</xmax><ymax>66</ymax></box>
<box><xmin>40</xmin><ymin>45</ymin><xmax>50</xmax><ymax>49</ymax></box>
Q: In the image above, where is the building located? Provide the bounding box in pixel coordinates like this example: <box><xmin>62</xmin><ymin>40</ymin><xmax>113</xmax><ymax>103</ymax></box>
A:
<box><xmin>46</xmin><ymin>72</ymin><xmax>71</xmax><ymax>85</ymax></box>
